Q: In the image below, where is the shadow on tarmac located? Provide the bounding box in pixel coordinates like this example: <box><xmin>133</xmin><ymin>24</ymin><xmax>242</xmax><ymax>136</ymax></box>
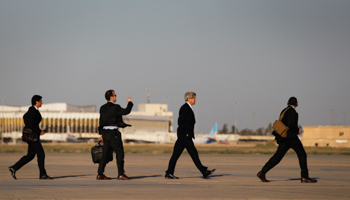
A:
<box><xmin>111</xmin><ymin>175</ymin><xmax>162</xmax><ymax>180</ymax></box>
<box><xmin>289</xmin><ymin>177</ymin><xmax>319</xmax><ymax>181</ymax></box>
<box><xmin>201</xmin><ymin>174</ymin><xmax>225</xmax><ymax>179</ymax></box>
<box><xmin>53</xmin><ymin>174</ymin><xmax>92</xmax><ymax>179</ymax></box>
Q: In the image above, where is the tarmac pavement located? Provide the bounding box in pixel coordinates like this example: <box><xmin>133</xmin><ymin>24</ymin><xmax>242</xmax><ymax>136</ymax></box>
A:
<box><xmin>1</xmin><ymin>153</ymin><xmax>349</xmax><ymax>199</ymax></box>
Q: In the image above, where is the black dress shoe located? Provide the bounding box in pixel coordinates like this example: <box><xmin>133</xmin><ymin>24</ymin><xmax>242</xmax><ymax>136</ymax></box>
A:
<box><xmin>301</xmin><ymin>177</ymin><xmax>317</xmax><ymax>183</ymax></box>
<box><xmin>40</xmin><ymin>175</ymin><xmax>54</xmax><ymax>180</ymax></box>
<box><xmin>165</xmin><ymin>173</ymin><xmax>179</xmax><ymax>179</ymax></box>
<box><xmin>203</xmin><ymin>169</ymin><xmax>215</xmax><ymax>178</ymax></box>
<box><xmin>9</xmin><ymin>167</ymin><xmax>17</xmax><ymax>180</ymax></box>
<box><xmin>257</xmin><ymin>171</ymin><xmax>269</xmax><ymax>182</ymax></box>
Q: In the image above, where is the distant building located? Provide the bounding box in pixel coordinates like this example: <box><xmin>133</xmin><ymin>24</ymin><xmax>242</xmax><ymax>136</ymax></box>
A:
<box><xmin>302</xmin><ymin>126</ymin><xmax>350</xmax><ymax>148</ymax></box>
<box><xmin>0</xmin><ymin>103</ymin><xmax>173</xmax><ymax>142</ymax></box>
<box><xmin>129</xmin><ymin>103</ymin><xmax>173</xmax><ymax>132</ymax></box>
<box><xmin>0</xmin><ymin>103</ymin><xmax>96</xmax><ymax>113</ymax></box>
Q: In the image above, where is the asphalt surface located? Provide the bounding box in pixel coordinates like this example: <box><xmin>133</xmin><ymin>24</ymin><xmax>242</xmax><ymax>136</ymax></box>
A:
<box><xmin>1</xmin><ymin>153</ymin><xmax>349</xmax><ymax>199</ymax></box>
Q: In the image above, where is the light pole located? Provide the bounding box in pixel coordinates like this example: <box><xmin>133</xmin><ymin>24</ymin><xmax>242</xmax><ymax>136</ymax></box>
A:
<box><xmin>234</xmin><ymin>102</ymin><xmax>238</xmax><ymax>134</ymax></box>
<box><xmin>252</xmin><ymin>112</ymin><xmax>255</xmax><ymax>133</ymax></box>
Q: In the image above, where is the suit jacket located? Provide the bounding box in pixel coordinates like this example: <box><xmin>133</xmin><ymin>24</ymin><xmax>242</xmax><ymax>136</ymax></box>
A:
<box><xmin>279</xmin><ymin>106</ymin><xmax>299</xmax><ymax>138</ymax></box>
<box><xmin>177</xmin><ymin>103</ymin><xmax>196</xmax><ymax>139</ymax></box>
<box><xmin>23</xmin><ymin>106</ymin><xmax>42</xmax><ymax>140</ymax></box>
<box><xmin>99</xmin><ymin>101</ymin><xmax>133</xmax><ymax>130</ymax></box>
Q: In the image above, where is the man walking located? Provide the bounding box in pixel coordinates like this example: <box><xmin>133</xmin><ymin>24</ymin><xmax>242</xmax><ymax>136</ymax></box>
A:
<box><xmin>97</xmin><ymin>90</ymin><xmax>133</xmax><ymax>180</ymax></box>
<box><xmin>165</xmin><ymin>91</ymin><xmax>215</xmax><ymax>179</ymax></box>
<box><xmin>9</xmin><ymin>95</ymin><xmax>53</xmax><ymax>180</ymax></box>
<box><xmin>257</xmin><ymin>97</ymin><xmax>317</xmax><ymax>183</ymax></box>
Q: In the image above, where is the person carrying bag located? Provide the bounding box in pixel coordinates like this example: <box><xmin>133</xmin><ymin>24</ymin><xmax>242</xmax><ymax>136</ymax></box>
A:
<box><xmin>257</xmin><ymin>97</ymin><xmax>317</xmax><ymax>183</ymax></box>
<box><xmin>9</xmin><ymin>95</ymin><xmax>53</xmax><ymax>180</ymax></box>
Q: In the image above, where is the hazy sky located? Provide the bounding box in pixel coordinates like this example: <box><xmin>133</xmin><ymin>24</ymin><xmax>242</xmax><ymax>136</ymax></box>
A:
<box><xmin>1</xmin><ymin>0</ymin><xmax>350</xmax><ymax>133</ymax></box>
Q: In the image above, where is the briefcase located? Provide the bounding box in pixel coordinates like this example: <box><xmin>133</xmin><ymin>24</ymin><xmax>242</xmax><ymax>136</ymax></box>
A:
<box><xmin>22</xmin><ymin>126</ymin><xmax>38</xmax><ymax>142</ymax></box>
<box><xmin>91</xmin><ymin>140</ymin><xmax>113</xmax><ymax>164</ymax></box>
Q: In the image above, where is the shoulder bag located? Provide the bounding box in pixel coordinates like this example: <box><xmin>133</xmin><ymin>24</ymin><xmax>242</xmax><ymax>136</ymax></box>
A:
<box><xmin>272</xmin><ymin>107</ymin><xmax>290</xmax><ymax>138</ymax></box>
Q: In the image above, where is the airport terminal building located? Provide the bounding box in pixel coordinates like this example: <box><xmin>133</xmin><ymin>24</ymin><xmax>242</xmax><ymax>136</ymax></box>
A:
<box><xmin>0</xmin><ymin>103</ymin><xmax>174</xmax><ymax>143</ymax></box>
<box><xmin>303</xmin><ymin>126</ymin><xmax>350</xmax><ymax>148</ymax></box>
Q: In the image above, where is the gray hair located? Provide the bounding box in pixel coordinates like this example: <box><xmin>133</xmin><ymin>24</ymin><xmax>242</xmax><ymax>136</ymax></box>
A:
<box><xmin>184</xmin><ymin>91</ymin><xmax>196</xmax><ymax>101</ymax></box>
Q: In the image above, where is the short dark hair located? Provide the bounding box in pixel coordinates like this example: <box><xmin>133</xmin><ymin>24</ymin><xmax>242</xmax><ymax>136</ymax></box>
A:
<box><xmin>31</xmin><ymin>95</ymin><xmax>42</xmax><ymax>106</ymax></box>
<box><xmin>288</xmin><ymin>97</ymin><xmax>298</xmax><ymax>106</ymax></box>
<box><xmin>105</xmin><ymin>90</ymin><xmax>114</xmax><ymax>101</ymax></box>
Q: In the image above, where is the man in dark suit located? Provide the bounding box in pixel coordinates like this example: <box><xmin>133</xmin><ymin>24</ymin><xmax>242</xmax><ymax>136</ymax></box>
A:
<box><xmin>97</xmin><ymin>90</ymin><xmax>133</xmax><ymax>180</ymax></box>
<box><xmin>9</xmin><ymin>95</ymin><xmax>53</xmax><ymax>180</ymax></box>
<box><xmin>257</xmin><ymin>97</ymin><xmax>317</xmax><ymax>183</ymax></box>
<box><xmin>165</xmin><ymin>92</ymin><xmax>215</xmax><ymax>179</ymax></box>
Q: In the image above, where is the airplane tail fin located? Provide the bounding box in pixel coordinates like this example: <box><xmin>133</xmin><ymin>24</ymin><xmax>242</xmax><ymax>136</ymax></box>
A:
<box><xmin>208</xmin><ymin>123</ymin><xmax>218</xmax><ymax>139</ymax></box>
<box><xmin>202</xmin><ymin>123</ymin><xmax>218</xmax><ymax>144</ymax></box>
